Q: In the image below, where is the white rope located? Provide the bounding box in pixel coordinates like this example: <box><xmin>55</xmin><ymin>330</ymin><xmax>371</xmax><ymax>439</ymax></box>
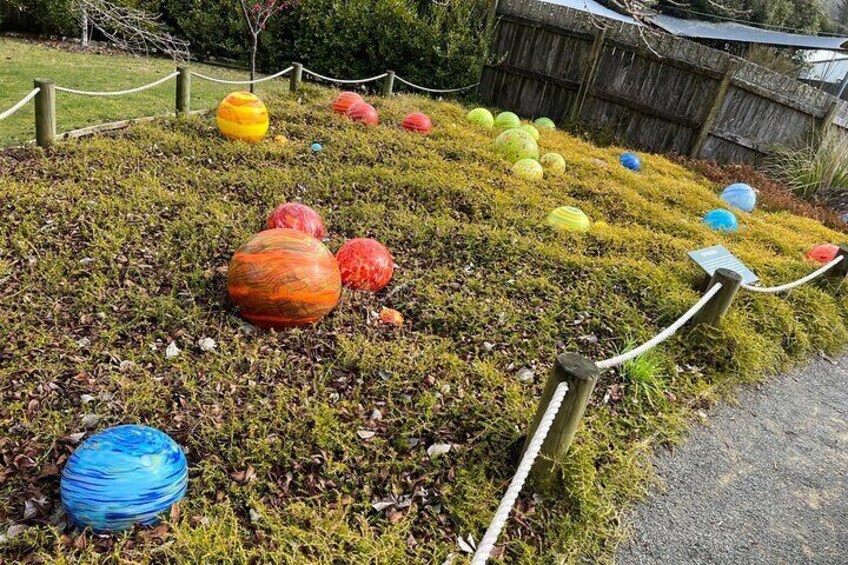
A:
<box><xmin>741</xmin><ymin>256</ymin><xmax>843</xmax><ymax>294</ymax></box>
<box><xmin>0</xmin><ymin>88</ymin><xmax>40</xmax><ymax>121</ymax></box>
<box><xmin>302</xmin><ymin>68</ymin><xmax>387</xmax><ymax>85</ymax></box>
<box><xmin>471</xmin><ymin>382</ymin><xmax>569</xmax><ymax>565</ymax></box>
<box><xmin>190</xmin><ymin>66</ymin><xmax>293</xmax><ymax>85</ymax></box>
<box><xmin>56</xmin><ymin>72</ymin><xmax>179</xmax><ymax>96</ymax></box>
<box><xmin>595</xmin><ymin>283</ymin><xmax>724</xmax><ymax>370</ymax></box>
<box><xmin>394</xmin><ymin>76</ymin><xmax>479</xmax><ymax>93</ymax></box>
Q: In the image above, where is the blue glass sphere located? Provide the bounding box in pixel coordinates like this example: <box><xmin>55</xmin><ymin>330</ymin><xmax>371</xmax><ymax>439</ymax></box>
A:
<box><xmin>311</xmin><ymin>142</ymin><xmax>323</xmax><ymax>153</ymax></box>
<box><xmin>619</xmin><ymin>152</ymin><xmax>641</xmax><ymax>171</ymax></box>
<box><xmin>720</xmin><ymin>183</ymin><xmax>756</xmax><ymax>212</ymax></box>
<box><xmin>703</xmin><ymin>208</ymin><xmax>738</xmax><ymax>232</ymax></box>
<box><xmin>61</xmin><ymin>425</ymin><xmax>188</xmax><ymax>532</ymax></box>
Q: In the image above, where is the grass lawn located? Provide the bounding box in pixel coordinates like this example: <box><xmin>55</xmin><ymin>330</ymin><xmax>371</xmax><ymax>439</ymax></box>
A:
<box><xmin>2</xmin><ymin>50</ymin><xmax>848</xmax><ymax>563</ymax></box>
<box><xmin>0</xmin><ymin>38</ymin><xmax>289</xmax><ymax>146</ymax></box>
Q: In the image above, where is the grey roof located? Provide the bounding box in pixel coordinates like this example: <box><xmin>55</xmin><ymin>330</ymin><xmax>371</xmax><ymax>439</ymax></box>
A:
<box><xmin>652</xmin><ymin>14</ymin><xmax>848</xmax><ymax>51</ymax></box>
<box><xmin>536</xmin><ymin>0</ymin><xmax>848</xmax><ymax>51</ymax></box>
<box><xmin>538</xmin><ymin>0</ymin><xmax>638</xmax><ymax>24</ymax></box>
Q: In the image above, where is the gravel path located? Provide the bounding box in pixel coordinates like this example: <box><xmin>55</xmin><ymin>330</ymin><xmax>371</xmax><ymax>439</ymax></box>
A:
<box><xmin>616</xmin><ymin>355</ymin><xmax>848</xmax><ymax>565</ymax></box>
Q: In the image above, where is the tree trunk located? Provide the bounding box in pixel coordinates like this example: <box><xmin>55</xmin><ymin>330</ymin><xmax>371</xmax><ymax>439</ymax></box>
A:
<box><xmin>81</xmin><ymin>5</ymin><xmax>89</xmax><ymax>47</ymax></box>
<box><xmin>250</xmin><ymin>34</ymin><xmax>258</xmax><ymax>94</ymax></box>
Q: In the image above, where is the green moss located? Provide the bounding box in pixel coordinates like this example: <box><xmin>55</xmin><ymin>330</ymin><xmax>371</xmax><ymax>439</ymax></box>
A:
<box><xmin>1</xmin><ymin>82</ymin><xmax>847</xmax><ymax>563</ymax></box>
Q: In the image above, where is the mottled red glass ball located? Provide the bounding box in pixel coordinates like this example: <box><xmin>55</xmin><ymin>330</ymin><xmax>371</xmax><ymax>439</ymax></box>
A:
<box><xmin>335</xmin><ymin>238</ymin><xmax>394</xmax><ymax>292</ymax></box>
<box><xmin>266</xmin><ymin>203</ymin><xmax>326</xmax><ymax>239</ymax></box>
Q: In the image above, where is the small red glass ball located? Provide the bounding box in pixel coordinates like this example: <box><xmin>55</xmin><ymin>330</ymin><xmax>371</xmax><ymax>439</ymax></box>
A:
<box><xmin>402</xmin><ymin>112</ymin><xmax>432</xmax><ymax>135</ymax></box>
<box><xmin>335</xmin><ymin>238</ymin><xmax>394</xmax><ymax>292</ymax></box>
<box><xmin>346</xmin><ymin>102</ymin><xmax>379</xmax><ymax>126</ymax></box>
<box><xmin>332</xmin><ymin>91</ymin><xmax>364</xmax><ymax>115</ymax></box>
<box><xmin>266</xmin><ymin>203</ymin><xmax>326</xmax><ymax>239</ymax></box>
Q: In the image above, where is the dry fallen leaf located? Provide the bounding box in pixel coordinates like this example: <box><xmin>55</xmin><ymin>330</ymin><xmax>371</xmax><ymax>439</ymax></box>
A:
<box><xmin>357</xmin><ymin>430</ymin><xmax>376</xmax><ymax>440</ymax></box>
<box><xmin>165</xmin><ymin>341</ymin><xmax>180</xmax><ymax>359</ymax></box>
<box><xmin>427</xmin><ymin>443</ymin><xmax>452</xmax><ymax>459</ymax></box>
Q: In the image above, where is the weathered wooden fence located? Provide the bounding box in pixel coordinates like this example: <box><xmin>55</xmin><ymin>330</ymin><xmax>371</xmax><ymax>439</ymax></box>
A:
<box><xmin>479</xmin><ymin>0</ymin><xmax>848</xmax><ymax>163</ymax></box>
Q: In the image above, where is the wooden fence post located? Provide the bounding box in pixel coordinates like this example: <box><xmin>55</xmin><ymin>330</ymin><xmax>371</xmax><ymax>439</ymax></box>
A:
<box><xmin>34</xmin><ymin>79</ymin><xmax>56</xmax><ymax>148</ymax></box>
<box><xmin>831</xmin><ymin>246</ymin><xmax>848</xmax><ymax>278</ymax></box>
<box><xmin>569</xmin><ymin>27</ymin><xmax>606</xmax><ymax>122</ymax></box>
<box><xmin>816</xmin><ymin>99</ymin><xmax>840</xmax><ymax>146</ymax></box>
<box><xmin>383</xmin><ymin>71</ymin><xmax>395</xmax><ymax>97</ymax></box>
<box><xmin>290</xmin><ymin>62</ymin><xmax>303</xmax><ymax>93</ymax></box>
<box><xmin>176</xmin><ymin>66</ymin><xmax>190</xmax><ymax>118</ymax></box>
<box><xmin>525</xmin><ymin>353</ymin><xmax>599</xmax><ymax>491</ymax></box>
<box><xmin>690</xmin><ymin>60</ymin><xmax>738</xmax><ymax>158</ymax></box>
<box><xmin>691</xmin><ymin>268</ymin><xmax>742</xmax><ymax>327</ymax></box>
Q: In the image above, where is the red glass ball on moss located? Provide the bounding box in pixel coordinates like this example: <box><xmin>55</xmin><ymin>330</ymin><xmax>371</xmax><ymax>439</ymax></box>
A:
<box><xmin>227</xmin><ymin>229</ymin><xmax>341</xmax><ymax>328</ymax></box>
<box><xmin>346</xmin><ymin>102</ymin><xmax>379</xmax><ymax>126</ymax></box>
<box><xmin>266</xmin><ymin>203</ymin><xmax>326</xmax><ymax>239</ymax></box>
<box><xmin>332</xmin><ymin>91</ymin><xmax>363</xmax><ymax>115</ymax></box>
<box><xmin>806</xmin><ymin>243</ymin><xmax>839</xmax><ymax>264</ymax></box>
<box><xmin>335</xmin><ymin>238</ymin><xmax>394</xmax><ymax>292</ymax></box>
<box><xmin>402</xmin><ymin>112</ymin><xmax>432</xmax><ymax>135</ymax></box>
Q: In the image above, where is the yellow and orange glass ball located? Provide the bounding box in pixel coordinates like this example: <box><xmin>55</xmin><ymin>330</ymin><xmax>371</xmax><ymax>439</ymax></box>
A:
<box><xmin>227</xmin><ymin>229</ymin><xmax>341</xmax><ymax>328</ymax></box>
<box><xmin>216</xmin><ymin>92</ymin><xmax>269</xmax><ymax>143</ymax></box>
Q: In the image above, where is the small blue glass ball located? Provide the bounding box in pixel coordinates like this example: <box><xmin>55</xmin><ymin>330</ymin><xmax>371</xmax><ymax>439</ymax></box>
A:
<box><xmin>311</xmin><ymin>142</ymin><xmax>323</xmax><ymax>153</ymax></box>
<box><xmin>720</xmin><ymin>183</ymin><xmax>756</xmax><ymax>212</ymax></box>
<box><xmin>60</xmin><ymin>425</ymin><xmax>188</xmax><ymax>532</ymax></box>
<box><xmin>703</xmin><ymin>208</ymin><xmax>738</xmax><ymax>232</ymax></box>
<box><xmin>619</xmin><ymin>152</ymin><xmax>641</xmax><ymax>171</ymax></box>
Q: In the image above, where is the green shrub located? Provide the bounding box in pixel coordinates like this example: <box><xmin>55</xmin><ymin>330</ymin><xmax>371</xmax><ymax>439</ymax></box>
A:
<box><xmin>768</xmin><ymin>131</ymin><xmax>848</xmax><ymax>200</ymax></box>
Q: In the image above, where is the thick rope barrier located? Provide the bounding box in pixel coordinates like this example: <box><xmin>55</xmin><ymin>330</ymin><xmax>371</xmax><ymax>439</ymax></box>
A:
<box><xmin>0</xmin><ymin>88</ymin><xmax>40</xmax><ymax>121</ymax></box>
<box><xmin>190</xmin><ymin>66</ymin><xmax>294</xmax><ymax>85</ymax></box>
<box><xmin>394</xmin><ymin>76</ymin><xmax>479</xmax><ymax>94</ymax></box>
<box><xmin>596</xmin><ymin>283</ymin><xmax>724</xmax><ymax>371</ymax></box>
<box><xmin>470</xmin><ymin>382</ymin><xmax>569</xmax><ymax>565</ymax></box>
<box><xmin>56</xmin><ymin>72</ymin><xmax>179</xmax><ymax>96</ymax></box>
<box><xmin>741</xmin><ymin>256</ymin><xmax>843</xmax><ymax>294</ymax></box>
<box><xmin>302</xmin><ymin>68</ymin><xmax>387</xmax><ymax>85</ymax></box>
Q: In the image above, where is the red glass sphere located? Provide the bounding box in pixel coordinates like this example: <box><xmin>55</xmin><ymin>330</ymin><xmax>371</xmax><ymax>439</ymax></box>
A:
<box><xmin>346</xmin><ymin>102</ymin><xmax>379</xmax><ymax>126</ymax></box>
<box><xmin>806</xmin><ymin>243</ymin><xmax>839</xmax><ymax>264</ymax></box>
<box><xmin>332</xmin><ymin>91</ymin><xmax>364</xmax><ymax>115</ymax></box>
<box><xmin>266</xmin><ymin>203</ymin><xmax>326</xmax><ymax>239</ymax></box>
<box><xmin>335</xmin><ymin>238</ymin><xmax>394</xmax><ymax>292</ymax></box>
<box><xmin>402</xmin><ymin>112</ymin><xmax>432</xmax><ymax>135</ymax></box>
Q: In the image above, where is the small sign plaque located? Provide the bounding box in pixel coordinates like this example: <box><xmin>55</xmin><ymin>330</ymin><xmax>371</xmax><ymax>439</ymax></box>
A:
<box><xmin>688</xmin><ymin>245</ymin><xmax>758</xmax><ymax>284</ymax></box>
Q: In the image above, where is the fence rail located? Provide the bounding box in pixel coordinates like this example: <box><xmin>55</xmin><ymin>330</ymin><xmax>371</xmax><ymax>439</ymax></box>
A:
<box><xmin>0</xmin><ymin>87</ymin><xmax>40</xmax><ymax>121</ymax></box>
<box><xmin>10</xmin><ymin>62</ymin><xmax>474</xmax><ymax>147</ymax></box>
<box><xmin>471</xmin><ymin>245</ymin><xmax>848</xmax><ymax>563</ymax></box>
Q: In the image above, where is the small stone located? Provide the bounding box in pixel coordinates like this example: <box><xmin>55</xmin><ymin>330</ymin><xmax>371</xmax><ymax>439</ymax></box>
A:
<box><xmin>80</xmin><ymin>394</ymin><xmax>95</xmax><ymax>405</ymax></box>
<box><xmin>517</xmin><ymin>368</ymin><xmax>535</xmax><ymax>382</ymax></box>
<box><xmin>198</xmin><ymin>337</ymin><xmax>217</xmax><ymax>353</ymax></box>
<box><xmin>81</xmin><ymin>413</ymin><xmax>99</xmax><ymax>429</ymax></box>
<box><xmin>165</xmin><ymin>341</ymin><xmax>180</xmax><ymax>359</ymax></box>
<box><xmin>370</xmin><ymin>408</ymin><xmax>383</xmax><ymax>421</ymax></box>
<box><xmin>76</xmin><ymin>337</ymin><xmax>91</xmax><ymax>348</ymax></box>
<box><xmin>482</xmin><ymin>341</ymin><xmax>495</xmax><ymax>353</ymax></box>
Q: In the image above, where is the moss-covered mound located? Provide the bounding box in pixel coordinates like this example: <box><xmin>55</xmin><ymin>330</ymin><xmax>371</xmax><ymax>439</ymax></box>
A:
<box><xmin>1</xmin><ymin>86</ymin><xmax>846</xmax><ymax>563</ymax></box>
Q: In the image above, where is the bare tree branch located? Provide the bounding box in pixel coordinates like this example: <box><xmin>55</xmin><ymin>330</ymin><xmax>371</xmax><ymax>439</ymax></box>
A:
<box><xmin>75</xmin><ymin>0</ymin><xmax>190</xmax><ymax>61</ymax></box>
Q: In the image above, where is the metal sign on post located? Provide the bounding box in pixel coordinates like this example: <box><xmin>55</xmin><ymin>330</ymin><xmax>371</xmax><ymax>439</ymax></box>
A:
<box><xmin>688</xmin><ymin>245</ymin><xmax>758</xmax><ymax>284</ymax></box>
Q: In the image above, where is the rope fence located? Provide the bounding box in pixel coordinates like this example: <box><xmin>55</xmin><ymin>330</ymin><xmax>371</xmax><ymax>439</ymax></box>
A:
<box><xmin>0</xmin><ymin>88</ymin><xmax>40</xmax><ymax>121</ymax></box>
<box><xmin>302</xmin><ymin>67</ymin><xmax>388</xmax><ymax>85</ymax></box>
<box><xmin>395</xmin><ymin>76</ymin><xmax>479</xmax><ymax>94</ymax></box>
<box><xmin>190</xmin><ymin>66</ymin><xmax>293</xmax><ymax>85</ymax></box>
<box><xmin>741</xmin><ymin>255</ymin><xmax>844</xmax><ymax>294</ymax></box>
<box><xmin>469</xmin><ymin>247</ymin><xmax>848</xmax><ymax>563</ymax></box>
<box><xmin>55</xmin><ymin>71</ymin><xmax>179</xmax><ymax>96</ymax></box>
<box><xmin>17</xmin><ymin>60</ymin><xmax>477</xmax><ymax>147</ymax></box>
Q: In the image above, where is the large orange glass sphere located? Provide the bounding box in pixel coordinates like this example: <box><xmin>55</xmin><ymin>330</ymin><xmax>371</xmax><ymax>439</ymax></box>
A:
<box><xmin>335</xmin><ymin>238</ymin><xmax>394</xmax><ymax>292</ymax></box>
<box><xmin>227</xmin><ymin>229</ymin><xmax>341</xmax><ymax>328</ymax></box>
<box><xmin>332</xmin><ymin>91</ymin><xmax>364</xmax><ymax>115</ymax></box>
<box><xmin>216</xmin><ymin>92</ymin><xmax>269</xmax><ymax>143</ymax></box>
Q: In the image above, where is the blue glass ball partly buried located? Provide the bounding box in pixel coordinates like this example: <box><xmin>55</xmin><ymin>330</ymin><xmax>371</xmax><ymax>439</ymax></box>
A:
<box><xmin>311</xmin><ymin>142</ymin><xmax>323</xmax><ymax>153</ymax></box>
<box><xmin>703</xmin><ymin>208</ymin><xmax>738</xmax><ymax>232</ymax></box>
<box><xmin>720</xmin><ymin>183</ymin><xmax>756</xmax><ymax>212</ymax></box>
<box><xmin>60</xmin><ymin>425</ymin><xmax>188</xmax><ymax>532</ymax></box>
<box><xmin>619</xmin><ymin>152</ymin><xmax>641</xmax><ymax>172</ymax></box>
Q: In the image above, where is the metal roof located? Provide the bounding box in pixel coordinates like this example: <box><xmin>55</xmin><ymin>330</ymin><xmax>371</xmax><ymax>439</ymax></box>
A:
<box><xmin>651</xmin><ymin>14</ymin><xmax>848</xmax><ymax>51</ymax></box>
<box><xmin>538</xmin><ymin>0</ymin><xmax>638</xmax><ymax>24</ymax></box>
<box><xmin>536</xmin><ymin>0</ymin><xmax>848</xmax><ymax>51</ymax></box>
